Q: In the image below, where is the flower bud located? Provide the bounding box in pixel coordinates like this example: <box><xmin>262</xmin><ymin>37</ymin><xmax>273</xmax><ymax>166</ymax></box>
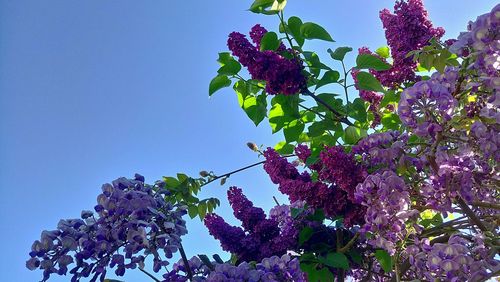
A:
<box><xmin>199</xmin><ymin>171</ymin><xmax>210</xmax><ymax>177</ymax></box>
<box><xmin>247</xmin><ymin>142</ymin><xmax>259</xmax><ymax>152</ymax></box>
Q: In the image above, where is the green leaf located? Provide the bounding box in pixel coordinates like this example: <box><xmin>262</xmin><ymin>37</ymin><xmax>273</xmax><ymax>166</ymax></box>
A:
<box><xmin>217</xmin><ymin>60</ymin><xmax>241</xmax><ymax>75</ymax></box>
<box><xmin>381</xmin><ymin>113</ymin><xmax>401</xmax><ymax>130</ymax></box>
<box><xmin>213</xmin><ymin>254</ymin><xmax>224</xmax><ymax>264</ymax></box>
<box><xmin>249</xmin><ymin>0</ymin><xmax>275</xmax><ymax>13</ymax></box>
<box><xmin>209</xmin><ymin>75</ymin><xmax>231</xmax><ymax>96</ymax></box>
<box><xmin>300</xmin><ymin>22</ymin><xmax>334</xmax><ymax>42</ymax></box>
<box><xmin>290</xmin><ymin>207</ymin><xmax>303</xmax><ymax>218</ymax></box>
<box><xmin>317</xmin><ymin>267</ymin><xmax>334</xmax><ymax>282</ymax></box>
<box><xmin>284</xmin><ymin>120</ymin><xmax>305</xmax><ymax>143</ymax></box>
<box><xmin>217</xmin><ymin>52</ymin><xmax>241</xmax><ymax>75</ymax></box>
<box><xmin>435</xmin><ymin>51</ymin><xmax>447</xmax><ymax>73</ymax></box>
<box><xmin>314</xmin><ymin>94</ymin><xmax>343</xmax><ymax>114</ymax></box>
<box><xmin>177</xmin><ymin>173</ymin><xmax>188</xmax><ymax>182</ymax></box>
<box><xmin>308</xmin><ymin>209</ymin><xmax>325</xmax><ymax>222</ymax></box>
<box><xmin>375</xmin><ymin>46</ymin><xmax>390</xmax><ymax>58</ymax></box>
<box><xmin>315</xmin><ymin>70</ymin><xmax>340</xmax><ymax>90</ymax></box>
<box><xmin>344</xmin><ymin>126</ymin><xmax>361</xmax><ymax>144</ymax></box>
<box><xmin>164</xmin><ymin>177</ymin><xmax>180</xmax><ymax>188</ymax></box>
<box><xmin>244</xmin><ymin>94</ymin><xmax>268</xmax><ymax>126</ymax></box>
<box><xmin>307</xmin><ymin>121</ymin><xmax>327</xmax><ymax>137</ymax></box>
<box><xmin>327</xmin><ymin>46</ymin><xmax>353</xmax><ymax>61</ymax></box>
<box><xmin>234</xmin><ymin>81</ymin><xmax>267</xmax><ymax>126</ymax></box>
<box><xmin>380</xmin><ymin>90</ymin><xmax>399</xmax><ymax>108</ymax></box>
<box><xmin>375</xmin><ymin>250</ymin><xmax>393</xmax><ymax>273</ymax></box>
<box><xmin>198</xmin><ymin>254</ymin><xmax>215</xmax><ymax>270</ymax></box>
<box><xmin>301</xmin><ymin>111</ymin><xmax>316</xmax><ymax>123</ymax></box>
<box><xmin>302</xmin><ymin>51</ymin><xmax>331</xmax><ymax>74</ymax></box>
<box><xmin>217</xmin><ymin>52</ymin><xmax>232</xmax><ymax>65</ymax></box>
<box><xmin>288</xmin><ymin>16</ymin><xmax>304</xmax><ymax>47</ymax></box>
<box><xmin>188</xmin><ymin>205</ymin><xmax>198</xmax><ymax>219</ymax></box>
<box><xmin>356</xmin><ymin>71</ymin><xmax>385</xmax><ymax>93</ymax></box>
<box><xmin>268</xmin><ymin>94</ymin><xmax>300</xmax><ymax>133</ymax></box>
<box><xmin>320</xmin><ymin>252</ymin><xmax>349</xmax><ymax>270</ymax></box>
<box><xmin>275</xmin><ymin>141</ymin><xmax>294</xmax><ymax>154</ymax></box>
<box><xmin>299</xmin><ymin>226</ymin><xmax>314</xmax><ymax>245</ymax></box>
<box><xmin>260</xmin><ymin>32</ymin><xmax>280</xmax><ymax>51</ymax></box>
<box><xmin>300</xmin><ymin>262</ymin><xmax>319</xmax><ymax>282</ymax></box>
<box><xmin>347</xmin><ymin>250</ymin><xmax>363</xmax><ymax>265</ymax></box>
<box><xmin>347</xmin><ymin>98</ymin><xmax>367</xmax><ymax>123</ymax></box>
<box><xmin>420</xmin><ymin>53</ymin><xmax>434</xmax><ymax>71</ymax></box>
<box><xmin>355</xmin><ymin>54</ymin><xmax>391</xmax><ymax>71</ymax></box>
<box><xmin>198</xmin><ymin>203</ymin><xmax>207</xmax><ymax>220</ymax></box>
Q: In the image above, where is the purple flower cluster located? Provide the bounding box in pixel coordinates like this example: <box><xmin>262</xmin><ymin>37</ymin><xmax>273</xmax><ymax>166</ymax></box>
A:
<box><xmin>209</xmin><ymin>255</ymin><xmax>306</xmax><ymax>282</ymax></box>
<box><xmin>378</xmin><ymin>0</ymin><xmax>445</xmax><ymax>88</ymax></box>
<box><xmin>263</xmin><ymin>146</ymin><xmax>366</xmax><ymax>227</ymax></box>
<box><xmin>165</xmin><ymin>254</ymin><xmax>306</xmax><ymax>282</ymax></box>
<box><xmin>204</xmin><ymin>187</ymin><xmax>294</xmax><ymax>262</ymax></box>
<box><xmin>268</xmin><ymin>203</ymin><xmax>303</xmax><ymax>251</ymax></box>
<box><xmin>449</xmin><ymin>4</ymin><xmax>500</xmax><ymax>89</ymax></box>
<box><xmin>352</xmin><ymin>130</ymin><xmax>403</xmax><ymax>168</ymax></box>
<box><xmin>162</xmin><ymin>256</ymin><xmax>210</xmax><ymax>282</ymax></box>
<box><xmin>354</xmin><ymin>170</ymin><xmax>418</xmax><ymax>254</ymax></box>
<box><xmin>228</xmin><ymin>25</ymin><xmax>307</xmax><ymax>95</ymax></box>
<box><xmin>26</xmin><ymin>174</ymin><xmax>188</xmax><ymax>282</ymax></box>
<box><xmin>318</xmin><ymin>146</ymin><xmax>368</xmax><ymax>202</ymax></box>
<box><xmin>471</xmin><ymin>121</ymin><xmax>500</xmax><ymax>161</ymax></box>
<box><xmin>405</xmin><ymin>235</ymin><xmax>499</xmax><ymax>281</ymax></box>
<box><xmin>398</xmin><ymin>66</ymin><xmax>459</xmax><ymax>139</ymax></box>
<box><xmin>421</xmin><ymin>144</ymin><xmax>499</xmax><ymax>216</ymax></box>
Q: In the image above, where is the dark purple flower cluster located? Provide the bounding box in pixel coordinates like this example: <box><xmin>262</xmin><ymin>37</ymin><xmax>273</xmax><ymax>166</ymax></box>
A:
<box><xmin>398</xmin><ymin>66</ymin><xmax>459</xmax><ymax>139</ymax></box>
<box><xmin>227</xmin><ymin>25</ymin><xmax>306</xmax><ymax>95</ymax></box>
<box><xmin>354</xmin><ymin>170</ymin><xmax>418</xmax><ymax>254</ymax></box>
<box><xmin>318</xmin><ymin>146</ymin><xmax>368</xmax><ymax>202</ymax></box>
<box><xmin>204</xmin><ymin>187</ymin><xmax>294</xmax><ymax>262</ymax></box>
<box><xmin>378</xmin><ymin>0</ymin><xmax>445</xmax><ymax>88</ymax></box>
<box><xmin>405</xmin><ymin>234</ymin><xmax>499</xmax><ymax>281</ymax></box>
<box><xmin>263</xmin><ymin>146</ymin><xmax>366</xmax><ymax>227</ymax></box>
<box><xmin>26</xmin><ymin>174</ymin><xmax>188</xmax><ymax>282</ymax></box>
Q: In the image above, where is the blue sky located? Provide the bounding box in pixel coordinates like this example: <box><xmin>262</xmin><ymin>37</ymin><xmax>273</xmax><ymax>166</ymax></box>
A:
<box><xmin>0</xmin><ymin>0</ymin><xmax>497</xmax><ymax>281</ymax></box>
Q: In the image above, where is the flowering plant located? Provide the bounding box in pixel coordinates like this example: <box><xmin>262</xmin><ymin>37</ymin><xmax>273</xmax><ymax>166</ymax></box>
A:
<box><xmin>28</xmin><ymin>0</ymin><xmax>499</xmax><ymax>281</ymax></box>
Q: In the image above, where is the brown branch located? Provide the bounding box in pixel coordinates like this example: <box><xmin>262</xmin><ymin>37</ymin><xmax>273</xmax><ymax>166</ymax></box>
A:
<box><xmin>472</xmin><ymin>201</ymin><xmax>500</xmax><ymax>210</ymax></box>
<box><xmin>338</xmin><ymin>233</ymin><xmax>360</xmax><ymax>253</ymax></box>
<box><xmin>456</xmin><ymin>197</ymin><xmax>489</xmax><ymax>232</ymax></box>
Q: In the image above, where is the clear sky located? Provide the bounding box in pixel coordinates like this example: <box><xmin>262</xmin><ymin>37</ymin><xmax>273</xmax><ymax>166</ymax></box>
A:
<box><xmin>0</xmin><ymin>0</ymin><xmax>497</xmax><ymax>281</ymax></box>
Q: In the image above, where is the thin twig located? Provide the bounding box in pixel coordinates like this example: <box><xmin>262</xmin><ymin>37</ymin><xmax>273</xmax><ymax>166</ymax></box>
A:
<box><xmin>138</xmin><ymin>267</ymin><xmax>161</xmax><ymax>282</ymax></box>
<box><xmin>303</xmin><ymin>89</ymin><xmax>354</xmax><ymax>126</ymax></box>
<box><xmin>273</xmin><ymin>196</ymin><xmax>280</xmax><ymax>205</ymax></box>
<box><xmin>201</xmin><ymin>154</ymin><xmax>295</xmax><ymax>187</ymax></box>
<box><xmin>298</xmin><ymin>103</ymin><xmax>338</xmax><ymax>123</ymax></box>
